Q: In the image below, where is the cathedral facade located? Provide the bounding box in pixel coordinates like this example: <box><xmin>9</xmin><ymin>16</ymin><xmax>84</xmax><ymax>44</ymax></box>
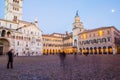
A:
<box><xmin>0</xmin><ymin>0</ymin><xmax>42</xmax><ymax>56</ymax></box>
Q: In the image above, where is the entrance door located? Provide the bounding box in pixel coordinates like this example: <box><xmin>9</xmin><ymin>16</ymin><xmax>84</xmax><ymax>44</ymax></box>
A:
<box><xmin>0</xmin><ymin>46</ymin><xmax>3</xmax><ymax>55</ymax></box>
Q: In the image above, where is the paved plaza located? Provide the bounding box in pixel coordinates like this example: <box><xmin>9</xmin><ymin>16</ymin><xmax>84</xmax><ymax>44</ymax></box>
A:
<box><xmin>0</xmin><ymin>55</ymin><xmax>120</xmax><ymax>80</ymax></box>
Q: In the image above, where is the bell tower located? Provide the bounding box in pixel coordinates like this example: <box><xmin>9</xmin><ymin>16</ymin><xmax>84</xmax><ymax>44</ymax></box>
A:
<box><xmin>72</xmin><ymin>11</ymin><xmax>84</xmax><ymax>48</ymax></box>
<box><xmin>5</xmin><ymin>0</ymin><xmax>23</xmax><ymax>22</ymax></box>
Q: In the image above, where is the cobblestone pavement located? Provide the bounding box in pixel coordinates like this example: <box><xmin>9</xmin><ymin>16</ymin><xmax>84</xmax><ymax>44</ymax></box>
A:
<box><xmin>0</xmin><ymin>55</ymin><xmax>120</xmax><ymax>80</ymax></box>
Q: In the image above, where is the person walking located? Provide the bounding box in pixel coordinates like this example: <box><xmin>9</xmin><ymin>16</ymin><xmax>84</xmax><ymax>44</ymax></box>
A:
<box><xmin>7</xmin><ymin>49</ymin><xmax>14</xmax><ymax>69</ymax></box>
<box><xmin>59</xmin><ymin>51</ymin><xmax>66</xmax><ymax>66</ymax></box>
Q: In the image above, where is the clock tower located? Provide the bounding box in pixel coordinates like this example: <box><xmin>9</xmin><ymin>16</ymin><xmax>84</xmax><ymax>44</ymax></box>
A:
<box><xmin>72</xmin><ymin>11</ymin><xmax>84</xmax><ymax>49</ymax></box>
<box><xmin>5</xmin><ymin>0</ymin><xmax>23</xmax><ymax>22</ymax></box>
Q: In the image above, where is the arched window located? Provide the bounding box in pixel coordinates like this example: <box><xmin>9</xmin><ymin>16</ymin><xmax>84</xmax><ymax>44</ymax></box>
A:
<box><xmin>1</xmin><ymin>30</ymin><xmax>6</xmax><ymax>37</ymax></box>
<box><xmin>102</xmin><ymin>38</ymin><xmax>106</xmax><ymax>43</ymax></box>
<box><xmin>74</xmin><ymin>39</ymin><xmax>77</xmax><ymax>47</ymax></box>
<box><xmin>7</xmin><ymin>31</ymin><xmax>11</xmax><ymax>37</ymax></box>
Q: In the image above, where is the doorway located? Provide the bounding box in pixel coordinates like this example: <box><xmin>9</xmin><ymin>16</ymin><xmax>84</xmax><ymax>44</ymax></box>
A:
<box><xmin>0</xmin><ymin>46</ymin><xmax>3</xmax><ymax>55</ymax></box>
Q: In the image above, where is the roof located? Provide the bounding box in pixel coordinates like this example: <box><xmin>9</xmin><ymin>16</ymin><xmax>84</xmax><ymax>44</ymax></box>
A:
<box><xmin>78</xmin><ymin>26</ymin><xmax>120</xmax><ymax>35</ymax></box>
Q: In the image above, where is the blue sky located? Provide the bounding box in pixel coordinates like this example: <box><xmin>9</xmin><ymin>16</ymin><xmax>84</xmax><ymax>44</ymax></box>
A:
<box><xmin>0</xmin><ymin>0</ymin><xmax>120</xmax><ymax>34</ymax></box>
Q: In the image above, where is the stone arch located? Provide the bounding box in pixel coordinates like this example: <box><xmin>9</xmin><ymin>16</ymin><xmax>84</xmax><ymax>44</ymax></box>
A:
<box><xmin>103</xmin><ymin>46</ymin><xmax>107</xmax><ymax>54</ymax></box>
<box><xmin>108</xmin><ymin>46</ymin><xmax>113</xmax><ymax>54</ymax></box>
<box><xmin>0</xmin><ymin>38</ymin><xmax>10</xmax><ymax>55</ymax></box>
<box><xmin>86</xmin><ymin>47</ymin><xmax>89</xmax><ymax>54</ymax></box>
<box><xmin>79</xmin><ymin>48</ymin><xmax>82</xmax><ymax>54</ymax></box>
<box><xmin>98</xmin><ymin>47</ymin><xmax>102</xmax><ymax>54</ymax></box>
<box><xmin>94</xmin><ymin>47</ymin><xmax>97</xmax><ymax>54</ymax></box>
<box><xmin>83</xmin><ymin>48</ymin><xmax>85</xmax><ymax>55</ymax></box>
<box><xmin>90</xmin><ymin>47</ymin><xmax>93</xmax><ymax>54</ymax></box>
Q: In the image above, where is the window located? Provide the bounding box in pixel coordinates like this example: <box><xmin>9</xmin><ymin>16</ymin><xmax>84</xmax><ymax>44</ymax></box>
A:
<box><xmin>9</xmin><ymin>24</ymin><xmax>12</xmax><ymax>28</ymax></box>
<box><xmin>108</xmin><ymin>37</ymin><xmax>111</xmax><ymax>42</ymax></box>
<box><xmin>38</xmin><ymin>32</ymin><xmax>39</xmax><ymax>35</ymax></box>
<box><xmin>98</xmin><ymin>30</ymin><xmax>103</xmax><ymax>36</ymax></box>
<box><xmin>13</xmin><ymin>16</ymin><xmax>17</xmax><ymax>21</ymax></box>
<box><xmin>93</xmin><ymin>33</ymin><xmax>95</xmax><ymax>37</ymax></box>
<box><xmin>107</xmin><ymin>30</ymin><xmax>110</xmax><ymax>34</ymax></box>
<box><xmin>1</xmin><ymin>30</ymin><xmax>6</xmax><ymax>37</ymax></box>
<box><xmin>17</xmin><ymin>41</ymin><xmax>19</xmax><ymax>46</ymax></box>
<box><xmin>24</xmin><ymin>30</ymin><xmax>25</xmax><ymax>34</ymax></box>
<box><xmin>31</xmin><ymin>31</ymin><xmax>33</xmax><ymax>34</ymax></box>
<box><xmin>83</xmin><ymin>34</ymin><xmax>87</xmax><ymax>39</ymax></box>
<box><xmin>89</xmin><ymin>34</ymin><xmax>91</xmax><ymax>37</ymax></box>
<box><xmin>13</xmin><ymin>0</ymin><xmax>19</xmax><ymax>3</ymax></box>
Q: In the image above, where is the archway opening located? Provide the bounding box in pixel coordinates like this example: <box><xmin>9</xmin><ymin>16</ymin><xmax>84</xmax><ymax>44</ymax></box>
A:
<box><xmin>103</xmin><ymin>46</ymin><xmax>107</xmax><ymax>54</ymax></box>
<box><xmin>0</xmin><ymin>38</ymin><xmax>9</xmax><ymax>55</ymax></box>
<box><xmin>86</xmin><ymin>48</ymin><xmax>89</xmax><ymax>55</ymax></box>
<box><xmin>98</xmin><ymin>47</ymin><xmax>102</xmax><ymax>54</ymax></box>
<box><xmin>90</xmin><ymin>47</ymin><xmax>93</xmax><ymax>54</ymax></box>
<box><xmin>94</xmin><ymin>47</ymin><xmax>97</xmax><ymax>54</ymax></box>
<box><xmin>108</xmin><ymin>46</ymin><xmax>113</xmax><ymax>54</ymax></box>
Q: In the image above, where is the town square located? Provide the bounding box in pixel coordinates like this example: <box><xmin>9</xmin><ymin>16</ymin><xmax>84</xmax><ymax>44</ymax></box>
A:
<box><xmin>0</xmin><ymin>0</ymin><xmax>120</xmax><ymax>80</ymax></box>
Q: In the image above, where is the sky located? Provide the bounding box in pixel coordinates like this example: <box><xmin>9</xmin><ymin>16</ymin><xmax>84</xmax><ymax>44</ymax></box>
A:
<box><xmin>0</xmin><ymin>0</ymin><xmax>120</xmax><ymax>34</ymax></box>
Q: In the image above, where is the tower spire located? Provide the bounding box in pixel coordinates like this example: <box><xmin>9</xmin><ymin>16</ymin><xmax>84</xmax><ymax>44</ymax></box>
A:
<box><xmin>75</xmin><ymin>10</ymin><xmax>79</xmax><ymax>17</ymax></box>
<box><xmin>75</xmin><ymin>10</ymin><xmax>80</xmax><ymax>23</ymax></box>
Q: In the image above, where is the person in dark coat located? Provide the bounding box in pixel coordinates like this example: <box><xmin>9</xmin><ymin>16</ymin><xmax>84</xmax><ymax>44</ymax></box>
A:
<box><xmin>7</xmin><ymin>49</ymin><xmax>14</xmax><ymax>69</ymax></box>
<box><xmin>59</xmin><ymin>51</ymin><xmax>66</xmax><ymax>66</ymax></box>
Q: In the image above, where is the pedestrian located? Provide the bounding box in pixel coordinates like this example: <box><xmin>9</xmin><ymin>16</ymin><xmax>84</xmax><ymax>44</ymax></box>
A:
<box><xmin>74</xmin><ymin>52</ymin><xmax>77</xmax><ymax>61</ymax></box>
<box><xmin>59</xmin><ymin>51</ymin><xmax>66</xmax><ymax>66</ymax></box>
<box><xmin>7</xmin><ymin>49</ymin><xmax>14</xmax><ymax>69</ymax></box>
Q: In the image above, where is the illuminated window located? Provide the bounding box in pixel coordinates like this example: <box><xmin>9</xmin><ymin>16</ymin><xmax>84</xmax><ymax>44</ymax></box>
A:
<box><xmin>83</xmin><ymin>34</ymin><xmax>87</xmax><ymax>39</ymax></box>
<box><xmin>98</xmin><ymin>30</ymin><xmax>103</xmax><ymax>36</ymax></box>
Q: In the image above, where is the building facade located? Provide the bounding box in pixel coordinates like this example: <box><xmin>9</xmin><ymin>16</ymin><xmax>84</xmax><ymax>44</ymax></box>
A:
<box><xmin>0</xmin><ymin>0</ymin><xmax>42</xmax><ymax>56</ymax></box>
<box><xmin>42</xmin><ymin>33</ymin><xmax>65</xmax><ymax>55</ymax></box>
<box><xmin>1</xmin><ymin>1</ymin><xmax>119</xmax><ymax>55</ymax></box>
<box><xmin>78</xmin><ymin>27</ymin><xmax>120</xmax><ymax>55</ymax></box>
<box><xmin>42</xmin><ymin>11</ymin><xmax>120</xmax><ymax>55</ymax></box>
<box><xmin>42</xmin><ymin>32</ymin><xmax>74</xmax><ymax>55</ymax></box>
<box><xmin>63</xmin><ymin>32</ymin><xmax>73</xmax><ymax>54</ymax></box>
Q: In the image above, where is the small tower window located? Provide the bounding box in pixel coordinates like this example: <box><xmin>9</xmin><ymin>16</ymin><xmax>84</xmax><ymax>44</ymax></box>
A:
<box><xmin>13</xmin><ymin>16</ymin><xmax>17</xmax><ymax>21</ymax></box>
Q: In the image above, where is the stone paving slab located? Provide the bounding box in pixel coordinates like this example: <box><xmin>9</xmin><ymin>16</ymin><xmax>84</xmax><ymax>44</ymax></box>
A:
<box><xmin>0</xmin><ymin>55</ymin><xmax>120</xmax><ymax>80</ymax></box>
